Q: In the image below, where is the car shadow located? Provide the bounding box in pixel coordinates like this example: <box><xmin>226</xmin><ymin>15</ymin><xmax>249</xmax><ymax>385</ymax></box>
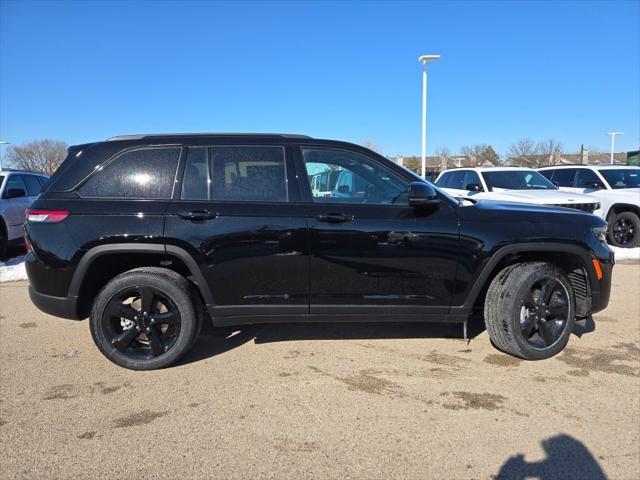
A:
<box><xmin>496</xmin><ymin>434</ymin><xmax>606</xmax><ymax>480</ymax></box>
<box><xmin>0</xmin><ymin>244</ymin><xmax>26</xmax><ymax>262</ymax></box>
<box><xmin>177</xmin><ymin>316</ymin><xmax>486</xmax><ymax>366</ymax></box>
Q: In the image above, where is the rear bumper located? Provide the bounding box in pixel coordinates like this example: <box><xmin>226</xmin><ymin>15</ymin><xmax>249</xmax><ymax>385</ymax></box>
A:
<box><xmin>28</xmin><ymin>286</ymin><xmax>83</xmax><ymax>320</ymax></box>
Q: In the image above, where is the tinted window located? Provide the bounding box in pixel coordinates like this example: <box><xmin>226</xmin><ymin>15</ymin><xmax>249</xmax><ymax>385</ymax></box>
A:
<box><xmin>463</xmin><ymin>171</ymin><xmax>483</xmax><ymax>190</ymax></box>
<box><xmin>211</xmin><ymin>146</ymin><xmax>287</xmax><ymax>202</ymax></box>
<box><xmin>181</xmin><ymin>147</ymin><xmax>210</xmax><ymax>200</ymax></box>
<box><xmin>3</xmin><ymin>174</ymin><xmax>28</xmax><ymax>197</ymax></box>
<box><xmin>539</xmin><ymin>170</ymin><xmax>554</xmax><ymax>181</ymax></box>
<box><xmin>302</xmin><ymin>148</ymin><xmax>407</xmax><ymax>204</ymax></box>
<box><xmin>483</xmin><ymin>170</ymin><xmax>556</xmax><ymax>190</ymax></box>
<box><xmin>0</xmin><ymin>176</ymin><xmax>4</xmax><ymax>190</ymax></box>
<box><xmin>79</xmin><ymin>147</ymin><xmax>181</xmax><ymax>199</ymax></box>
<box><xmin>23</xmin><ymin>175</ymin><xmax>44</xmax><ymax>196</ymax></box>
<box><xmin>446</xmin><ymin>170</ymin><xmax>466</xmax><ymax>189</ymax></box>
<box><xmin>550</xmin><ymin>168</ymin><xmax>577</xmax><ymax>187</ymax></box>
<box><xmin>599</xmin><ymin>168</ymin><xmax>640</xmax><ymax>189</ymax></box>
<box><xmin>575</xmin><ymin>169</ymin><xmax>602</xmax><ymax>188</ymax></box>
<box><xmin>434</xmin><ymin>172</ymin><xmax>449</xmax><ymax>188</ymax></box>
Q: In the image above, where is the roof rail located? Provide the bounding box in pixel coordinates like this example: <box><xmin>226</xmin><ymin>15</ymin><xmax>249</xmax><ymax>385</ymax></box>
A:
<box><xmin>106</xmin><ymin>133</ymin><xmax>313</xmax><ymax>141</ymax></box>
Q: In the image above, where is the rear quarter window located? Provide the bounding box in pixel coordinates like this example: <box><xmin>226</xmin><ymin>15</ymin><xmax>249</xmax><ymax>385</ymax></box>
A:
<box><xmin>78</xmin><ymin>147</ymin><xmax>181</xmax><ymax>199</ymax></box>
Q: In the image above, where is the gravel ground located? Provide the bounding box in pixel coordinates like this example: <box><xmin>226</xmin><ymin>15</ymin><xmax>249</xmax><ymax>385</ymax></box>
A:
<box><xmin>0</xmin><ymin>264</ymin><xmax>639</xmax><ymax>480</ymax></box>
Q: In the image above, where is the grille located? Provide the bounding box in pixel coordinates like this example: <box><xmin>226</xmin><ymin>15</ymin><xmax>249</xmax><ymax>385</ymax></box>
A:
<box><xmin>550</xmin><ymin>203</ymin><xmax>597</xmax><ymax>213</ymax></box>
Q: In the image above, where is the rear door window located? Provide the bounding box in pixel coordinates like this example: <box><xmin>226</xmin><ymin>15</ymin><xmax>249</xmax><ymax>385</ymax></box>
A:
<box><xmin>23</xmin><ymin>175</ymin><xmax>44</xmax><ymax>196</ymax></box>
<box><xmin>575</xmin><ymin>169</ymin><xmax>602</xmax><ymax>188</ymax></box>
<box><xmin>79</xmin><ymin>147</ymin><xmax>181</xmax><ymax>199</ymax></box>
<box><xmin>180</xmin><ymin>146</ymin><xmax>288</xmax><ymax>202</ymax></box>
<box><xmin>550</xmin><ymin>168</ymin><xmax>577</xmax><ymax>187</ymax></box>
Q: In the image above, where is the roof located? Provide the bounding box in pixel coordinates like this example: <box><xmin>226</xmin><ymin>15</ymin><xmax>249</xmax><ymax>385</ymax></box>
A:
<box><xmin>441</xmin><ymin>166</ymin><xmax>534</xmax><ymax>173</ymax></box>
<box><xmin>538</xmin><ymin>164</ymin><xmax>640</xmax><ymax>170</ymax></box>
<box><xmin>106</xmin><ymin>133</ymin><xmax>313</xmax><ymax>142</ymax></box>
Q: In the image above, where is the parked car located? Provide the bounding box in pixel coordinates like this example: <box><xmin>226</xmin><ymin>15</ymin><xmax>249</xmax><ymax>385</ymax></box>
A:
<box><xmin>0</xmin><ymin>169</ymin><xmax>48</xmax><ymax>257</ymax></box>
<box><xmin>434</xmin><ymin>167</ymin><xmax>601</xmax><ymax>214</ymax></box>
<box><xmin>538</xmin><ymin>165</ymin><xmax>640</xmax><ymax>248</ymax></box>
<box><xmin>25</xmin><ymin>134</ymin><xmax>613</xmax><ymax>369</ymax></box>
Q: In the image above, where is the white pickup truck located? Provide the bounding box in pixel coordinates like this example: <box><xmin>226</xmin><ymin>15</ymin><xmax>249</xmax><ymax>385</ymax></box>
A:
<box><xmin>538</xmin><ymin>165</ymin><xmax>640</xmax><ymax>248</ymax></box>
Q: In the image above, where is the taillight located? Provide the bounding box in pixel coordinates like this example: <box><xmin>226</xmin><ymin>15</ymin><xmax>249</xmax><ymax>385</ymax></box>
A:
<box><xmin>25</xmin><ymin>209</ymin><xmax>69</xmax><ymax>223</ymax></box>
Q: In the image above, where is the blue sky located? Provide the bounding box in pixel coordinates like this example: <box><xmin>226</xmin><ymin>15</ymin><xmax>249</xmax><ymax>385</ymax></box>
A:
<box><xmin>1</xmin><ymin>0</ymin><xmax>638</xmax><ymax>157</ymax></box>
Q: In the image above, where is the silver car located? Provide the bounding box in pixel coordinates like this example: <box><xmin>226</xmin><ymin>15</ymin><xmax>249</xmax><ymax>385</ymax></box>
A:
<box><xmin>0</xmin><ymin>169</ymin><xmax>49</xmax><ymax>257</ymax></box>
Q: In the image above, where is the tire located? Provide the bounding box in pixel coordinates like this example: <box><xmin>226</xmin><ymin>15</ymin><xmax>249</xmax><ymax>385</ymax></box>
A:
<box><xmin>607</xmin><ymin>211</ymin><xmax>640</xmax><ymax>248</ymax></box>
<box><xmin>0</xmin><ymin>228</ymin><xmax>6</xmax><ymax>260</ymax></box>
<box><xmin>484</xmin><ymin>262</ymin><xmax>576</xmax><ymax>360</ymax></box>
<box><xmin>90</xmin><ymin>267</ymin><xmax>199</xmax><ymax>370</ymax></box>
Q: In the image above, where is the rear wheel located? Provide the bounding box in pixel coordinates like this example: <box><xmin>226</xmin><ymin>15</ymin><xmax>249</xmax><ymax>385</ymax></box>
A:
<box><xmin>484</xmin><ymin>262</ymin><xmax>576</xmax><ymax>360</ymax></box>
<box><xmin>90</xmin><ymin>267</ymin><xmax>198</xmax><ymax>370</ymax></box>
<box><xmin>607</xmin><ymin>211</ymin><xmax>640</xmax><ymax>248</ymax></box>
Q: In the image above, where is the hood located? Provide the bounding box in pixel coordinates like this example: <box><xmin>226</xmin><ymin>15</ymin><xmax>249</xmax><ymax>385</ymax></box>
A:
<box><xmin>598</xmin><ymin>188</ymin><xmax>640</xmax><ymax>202</ymax></box>
<box><xmin>483</xmin><ymin>189</ymin><xmax>598</xmax><ymax>204</ymax></box>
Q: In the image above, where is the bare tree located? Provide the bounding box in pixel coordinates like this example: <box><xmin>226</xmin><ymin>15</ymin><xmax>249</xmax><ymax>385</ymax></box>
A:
<box><xmin>459</xmin><ymin>144</ymin><xmax>502</xmax><ymax>166</ymax></box>
<box><xmin>507</xmin><ymin>138</ymin><xmax>539</xmax><ymax>168</ymax></box>
<box><xmin>5</xmin><ymin>139</ymin><xmax>68</xmax><ymax>175</ymax></box>
<box><xmin>435</xmin><ymin>146</ymin><xmax>451</xmax><ymax>171</ymax></box>
<box><xmin>537</xmin><ymin>139</ymin><xmax>564</xmax><ymax>166</ymax></box>
<box><xmin>361</xmin><ymin>138</ymin><xmax>382</xmax><ymax>154</ymax></box>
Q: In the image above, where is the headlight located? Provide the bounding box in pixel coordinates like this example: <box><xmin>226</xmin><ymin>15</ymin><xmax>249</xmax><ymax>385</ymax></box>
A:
<box><xmin>594</xmin><ymin>202</ymin><xmax>601</xmax><ymax>211</ymax></box>
<box><xmin>592</xmin><ymin>225</ymin><xmax>607</xmax><ymax>243</ymax></box>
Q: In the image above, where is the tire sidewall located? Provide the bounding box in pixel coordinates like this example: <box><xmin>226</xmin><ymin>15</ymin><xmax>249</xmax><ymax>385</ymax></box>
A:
<box><xmin>90</xmin><ymin>271</ymin><xmax>197</xmax><ymax>370</ymax></box>
<box><xmin>508</xmin><ymin>265</ymin><xmax>575</xmax><ymax>360</ymax></box>
<box><xmin>608</xmin><ymin>211</ymin><xmax>640</xmax><ymax>248</ymax></box>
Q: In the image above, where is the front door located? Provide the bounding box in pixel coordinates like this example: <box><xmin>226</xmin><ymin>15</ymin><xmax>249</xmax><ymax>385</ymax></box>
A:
<box><xmin>296</xmin><ymin>147</ymin><xmax>460</xmax><ymax>316</ymax></box>
<box><xmin>165</xmin><ymin>144</ymin><xmax>309</xmax><ymax>318</ymax></box>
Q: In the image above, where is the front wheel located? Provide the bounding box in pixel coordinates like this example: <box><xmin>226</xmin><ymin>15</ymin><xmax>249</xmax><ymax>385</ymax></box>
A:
<box><xmin>90</xmin><ymin>267</ymin><xmax>199</xmax><ymax>370</ymax></box>
<box><xmin>608</xmin><ymin>211</ymin><xmax>640</xmax><ymax>248</ymax></box>
<box><xmin>484</xmin><ymin>262</ymin><xmax>576</xmax><ymax>360</ymax></box>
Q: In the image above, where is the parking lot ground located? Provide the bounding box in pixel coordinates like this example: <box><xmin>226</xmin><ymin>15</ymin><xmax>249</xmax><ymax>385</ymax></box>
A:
<box><xmin>1</xmin><ymin>263</ymin><xmax>639</xmax><ymax>480</ymax></box>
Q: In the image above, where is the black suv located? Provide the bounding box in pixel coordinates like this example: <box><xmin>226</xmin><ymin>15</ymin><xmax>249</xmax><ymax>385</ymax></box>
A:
<box><xmin>25</xmin><ymin>134</ymin><xmax>614</xmax><ymax>369</ymax></box>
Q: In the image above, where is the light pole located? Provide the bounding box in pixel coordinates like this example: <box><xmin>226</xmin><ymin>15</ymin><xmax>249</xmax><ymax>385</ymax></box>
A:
<box><xmin>607</xmin><ymin>132</ymin><xmax>623</xmax><ymax>164</ymax></box>
<box><xmin>418</xmin><ymin>54</ymin><xmax>440</xmax><ymax>178</ymax></box>
<box><xmin>0</xmin><ymin>141</ymin><xmax>10</xmax><ymax>171</ymax></box>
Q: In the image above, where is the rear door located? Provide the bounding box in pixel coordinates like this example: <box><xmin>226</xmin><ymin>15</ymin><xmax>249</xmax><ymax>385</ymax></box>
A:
<box><xmin>164</xmin><ymin>144</ymin><xmax>309</xmax><ymax>317</ymax></box>
<box><xmin>2</xmin><ymin>175</ymin><xmax>30</xmax><ymax>240</ymax></box>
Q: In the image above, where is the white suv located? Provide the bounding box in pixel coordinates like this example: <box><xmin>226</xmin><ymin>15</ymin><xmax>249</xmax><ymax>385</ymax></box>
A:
<box><xmin>434</xmin><ymin>167</ymin><xmax>601</xmax><ymax>215</ymax></box>
<box><xmin>538</xmin><ymin>165</ymin><xmax>640</xmax><ymax>248</ymax></box>
<box><xmin>0</xmin><ymin>169</ymin><xmax>49</xmax><ymax>258</ymax></box>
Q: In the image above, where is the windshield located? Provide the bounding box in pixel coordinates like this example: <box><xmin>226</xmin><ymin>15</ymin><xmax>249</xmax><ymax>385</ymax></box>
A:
<box><xmin>598</xmin><ymin>169</ymin><xmax>640</xmax><ymax>189</ymax></box>
<box><xmin>482</xmin><ymin>170</ymin><xmax>557</xmax><ymax>191</ymax></box>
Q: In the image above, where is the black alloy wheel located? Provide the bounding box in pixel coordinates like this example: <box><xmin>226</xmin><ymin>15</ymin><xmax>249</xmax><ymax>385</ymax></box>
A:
<box><xmin>519</xmin><ymin>276</ymin><xmax>570</xmax><ymax>349</ymax></box>
<box><xmin>90</xmin><ymin>268</ymin><xmax>198</xmax><ymax>370</ymax></box>
<box><xmin>102</xmin><ymin>285</ymin><xmax>181</xmax><ymax>359</ymax></box>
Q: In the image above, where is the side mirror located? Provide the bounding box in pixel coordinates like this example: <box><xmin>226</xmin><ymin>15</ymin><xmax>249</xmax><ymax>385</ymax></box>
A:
<box><xmin>585</xmin><ymin>181</ymin><xmax>604</xmax><ymax>190</ymax></box>
<box><xmin>4</xmin><ymin>188</ymin><xmax>27</xmax><ymax>199</ymax></box>
<box><xmin>465</xmin><ymin>183</ymin><xmax>482</xmax><ymax>192</ymax></box>
<box><xmin>408</xmin><ymin>181</ymin><xmax>439</xmax><ymax>207</ymax></box>
<box><xmin>337</xmin><ymin>185</ymin><xmax>350</xmax><ymax>194</ymax></box>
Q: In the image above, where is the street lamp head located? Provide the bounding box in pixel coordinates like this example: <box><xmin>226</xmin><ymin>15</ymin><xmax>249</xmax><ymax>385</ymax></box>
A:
<box><xmin>418</xmin><ymin>54</ymin><xmax>440</xmax><ymax>64</ymax></box>
<box><xmin>0</xmin><ymin>141</ymin><xmax>11</xmax><ymax>145</ymax></box>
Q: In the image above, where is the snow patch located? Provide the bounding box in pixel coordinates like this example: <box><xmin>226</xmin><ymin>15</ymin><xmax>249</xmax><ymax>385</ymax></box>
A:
<box><xmin>610</xmin><ymin>246</ymin><xmax>640</xmax><ymax>262</ymax></box>
<box><xmin>0</xmin><ymin>255</ymin><xmax>27</xmax><ymax>282</ymax></box>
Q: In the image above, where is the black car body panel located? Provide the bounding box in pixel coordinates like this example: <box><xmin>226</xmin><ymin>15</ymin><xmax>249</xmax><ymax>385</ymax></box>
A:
<box><xmin>25</xmin><ymin>134</ymin><xmax>614</xmax><ymax>327</ymax></box>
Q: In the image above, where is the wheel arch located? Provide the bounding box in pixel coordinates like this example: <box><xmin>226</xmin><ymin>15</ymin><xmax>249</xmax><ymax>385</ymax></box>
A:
<box><xmin>605</xmin><ymin>203</ymin><xmax>640</xmax><ymax>220</ymax></box>
<box><xmin>70</xmin><ymin>243</ymin><xmax>214</xmax><ymax>318</ymax></box>
<box><xmin>452</xmin><ymin>243</ymin><xmax>598</xmax><ymax>317</ymax></box>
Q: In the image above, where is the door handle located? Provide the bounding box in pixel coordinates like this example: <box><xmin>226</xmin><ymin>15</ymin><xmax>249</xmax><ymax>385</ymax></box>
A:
<box><xmin>177</xmin><ymin>210</ymin><xmax>218</xmax><ymax>221</ymax></box>
<box><xmin>316</xmin><ymin>213</ymin><xmax>354</xmax><ymax>223</ymax></box>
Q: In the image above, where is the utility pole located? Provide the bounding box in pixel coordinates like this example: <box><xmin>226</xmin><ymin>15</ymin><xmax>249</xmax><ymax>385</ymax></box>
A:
<box><xmin>607</xmin><ymin>132</ymin><xmax>623</xmax><ymax>164</ymax></box>
<box><xmin>418</xmin><ymin>55</ymin><xmax>440</xmax><ymax>178</ymax></box>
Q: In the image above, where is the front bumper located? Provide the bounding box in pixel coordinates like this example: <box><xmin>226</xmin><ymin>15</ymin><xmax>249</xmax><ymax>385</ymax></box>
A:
<box><xmin>28</xmin><ymin>286</ymin><xmax>83</xmax><ymax>320</ymax></box>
